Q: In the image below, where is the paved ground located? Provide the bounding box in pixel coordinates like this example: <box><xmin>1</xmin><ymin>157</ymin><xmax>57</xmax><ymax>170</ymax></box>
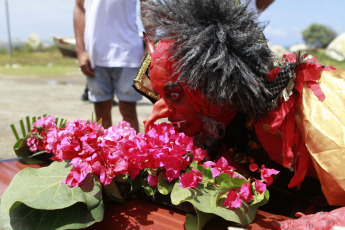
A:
<box><xmin>0</xmin><ymin>72</ymin><xmax>155</xmax><ymax>159</ymax></box>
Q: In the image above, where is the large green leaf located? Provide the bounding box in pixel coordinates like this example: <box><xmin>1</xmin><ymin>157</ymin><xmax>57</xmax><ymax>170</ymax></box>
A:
<box><xmin>0</xmin><ymin>161</ymin><xmax>104</xmax><ymax>229</ymax></box>
<box><xmin>171</xmin><ymin>182</ymin><xmax>257</xmax><ymax>227</ymax></box>
<box><xmin>1</xmin><ymin>161</ymin><xmax>102</xmax><ymax>213</ymax></box>
<box><xmin>185</xmin><ymin>209</ymin><xmax>215</xmax><ymax>230</ymax></box>
<box><xmin>0</xmin><ymin>199</ymin><xmax>104</xmax><ymax>230</ymax></box>
<box><xmin>0</xmin><ymin>201</ymin><xmax>104</xmax><ymax>230</ymax></box>
<box><xmin>0</xmin><ymin>200</ymin><xmax>12</xmax><ymax>230</ymax></box>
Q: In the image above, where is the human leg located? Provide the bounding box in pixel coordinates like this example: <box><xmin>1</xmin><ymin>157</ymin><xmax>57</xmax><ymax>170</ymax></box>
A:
<box><xmin>113</xmin><ymin>67</ymin><xmax>142</xmax><ymax>132</ymax></box>
<box><xmin>87</xmin><ymin>66</ymin><xmax>115</xmax><ymax>128</ymax></box>
<box><xmin>119</xmin><ymin>101</ymin><xmax>139</xmax><ymax>132</ymax></box>
<box><xmin>94</xmin><ymin>100</ymin><xmax>113</xmax><ymax>128</ymax></box>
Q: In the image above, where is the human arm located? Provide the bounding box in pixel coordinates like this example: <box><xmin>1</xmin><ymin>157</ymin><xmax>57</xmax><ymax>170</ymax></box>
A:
<box><xmin>275</xmin><ymin>207</ymin><xmax>345</xmax><ymax>229</ymax></box>
<box><xmin>256</xmin><ymin>0</ymin><xmax>275</xmax><ymax>11</ymax></box>
<box><xmin>73</xmin><ymin>0</ymin><xmax>94</xmax><ymax>77</ymax></box>
<box><xmin>140</xmin><ymin>0</ymin><xmax>155</xmax><ymax>39</ymax></box>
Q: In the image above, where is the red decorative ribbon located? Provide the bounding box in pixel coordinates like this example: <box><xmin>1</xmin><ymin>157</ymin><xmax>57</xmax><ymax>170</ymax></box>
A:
<box><xmin>269</xmin><ymin>53</ymin><xmax>335</xmax><ymax>189</ymax></box>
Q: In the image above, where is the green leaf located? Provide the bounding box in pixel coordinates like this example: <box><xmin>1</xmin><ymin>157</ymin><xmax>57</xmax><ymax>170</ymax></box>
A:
<box><xmin>251</xmin><ymin>188</ymin><xmax>270</xmax><ymax>208</ymax></box>
<box><xmin>25</xmin><ymin>116</ymin><xmax>31</xmax><ymax>133</ymax></box>
<box><xmin>141</xmin><ymin>175</ymin><xmax>155</xmax><ymax>196</ymax></box>
<box><xmin>0</xmin><ymin>199</ymin><xmax>13</xmax><ymax>230</ymax></box>
<box><xmin>1</xmin><ymin>161</ymin><xmax>102</xmax><ymax>213</ymax></box>
<box><xmin>103</xmin><ymin>181</ymin><xmax>125</xmax><ymax>203</ymax></box>
<box><xmin>13</xmin><ymin>138</ymin><xmax>49</xmax><ymax>164</ymax></box>
<box><xmin>196</xmin><ymin>165</ymin><xmax>213</xmax><ymax>182</ymax></box>
<box><xmin>19</xmin><ymin>120</ymin><xmax>26</xmax><ymax>137</ymax></box>
<box><xmin>189</xmin><ymin>160</ymin><xmax>198</xmax><ymax>169</ymax></box>
<box><xmin>131</xmin><ymin>174</ymin><xmax>142</xmax><ymax>193</ymax></box>
<box><xmin>157</xmin><ymin>172</ymin><xmax>174</xmax><ymax>195</ymax></box>
<box><xmin>28</xmin><ymin>150</ymin><xmax>47</xmax><ymax>158</ymax></box>
<box><xmin>185</xmin><ymin>209</ymin><xmax>215</xmax><ymax>230</ymax></box>
<box><xmin>185</xmin><ymin>213</ymin><xmax>198</xmax><ymax>230</ymax></box>
<box><xmin>217</xmin><ymin>174</ymin><xmax>247</xmax><ymax>199</ymax></box>
<box><xmin>171</xmin><ymin>182</ymin><xmax>257</xmax><ymax>227</ymax></box>
<box><xmin>1</xmin><ymin>200</ymin><xmax>104</xmax><ymax>230</ymax></box>
<box><xmin>10</xmin><ymin>124</ymin><xmax>19</xmax><ymax>141</ymax></box>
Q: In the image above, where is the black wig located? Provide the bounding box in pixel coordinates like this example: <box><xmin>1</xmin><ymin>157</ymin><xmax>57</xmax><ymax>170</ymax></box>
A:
<box><xmin>142</xmin><ymin>0</ymin><xmax>276</xmax><ymax>119</ymax></box>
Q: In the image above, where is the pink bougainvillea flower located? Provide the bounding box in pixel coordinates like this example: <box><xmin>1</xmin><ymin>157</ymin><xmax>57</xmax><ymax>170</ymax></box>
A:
<box><xmin>179</xmin><ymin>169</ymin><xmax>203</xmax><ymax>188</ymax></box>
<box><xmin>223</xmin><ymin>190</ymin><xmax>242</xmax><ymax>209</ymax></box>
<box><xmin>211</xmin><ymin>157</ymin><xmax>235</xmax><ymax>178</ymax></box>
<box><xmin>28</xmin><ymin>118</ymin><xmax>208</xmax><ymax>188</ymax></box>
<box><xmin>254</xmin><ymin>180</ymin><xmax>267</xmax><ymax>194</ymax></box>
<box><xmin>260</xmin><ymin>165</ymin><xmax>280</xmax><ymax>186</ymax></box>
<box><xmin>203</xmin><ymin>161</ymin><xmax>216</xmax><ymax>168</ymax></box>
<box><xmin>27</xmin><ymin>116</ymin><xmax>58</xmax><ymax>153</ymax></box>
<box><xmin>62</xmin><ymin>166</ymin><xmax>89</xmax><ymax>187</ymax></box>
<box><xmin>148</xmin><ymin>174</ymin><xmax>159</xmax><ymax>187</ymax></box>
<box><xmin>240</xmin><ymin>182</ymin><xmax>253</xmax><ymax>202</ymax></box>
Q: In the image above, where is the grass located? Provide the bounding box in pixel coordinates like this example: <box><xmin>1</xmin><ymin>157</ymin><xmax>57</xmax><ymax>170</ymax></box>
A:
<box><xmin>0</xmin><ymin>46</ymin><xmax>344</xmax><ymax>77</ymax></box>
<box><xmin>0</xmin><ymin>46</ymin><xmax>79</xmax><ymax>77</ymax></box>
<box><xmin>306</xmin><ymin>48</ymin><xmax>345</xmax><ymax>69</ymax></box>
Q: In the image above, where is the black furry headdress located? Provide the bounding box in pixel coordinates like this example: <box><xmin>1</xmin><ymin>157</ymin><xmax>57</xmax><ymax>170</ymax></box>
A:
<box><xmin>142</xmin><ymin>0</ymin><xmax>276</xmax><ymax>119</ymax></box>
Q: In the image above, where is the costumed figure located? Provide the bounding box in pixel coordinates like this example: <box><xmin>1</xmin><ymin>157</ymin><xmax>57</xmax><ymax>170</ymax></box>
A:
<box><xmin>134</xmin><ymin>0</ymin><xmax>345</xmax><ymax>228</ymax></box>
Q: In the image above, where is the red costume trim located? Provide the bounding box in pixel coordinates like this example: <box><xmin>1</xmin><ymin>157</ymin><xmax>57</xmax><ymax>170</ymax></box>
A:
<box><xmin>268</xmin><ymin>53</ymin><xmax>335</xmax><ymax>189</ymax></box>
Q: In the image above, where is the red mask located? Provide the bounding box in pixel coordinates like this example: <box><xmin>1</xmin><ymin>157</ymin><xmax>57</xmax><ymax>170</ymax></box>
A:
<box><xmin>144</xmin><ymin>40</ymin><xmax>236</xmax><ymax>136</ymax></box>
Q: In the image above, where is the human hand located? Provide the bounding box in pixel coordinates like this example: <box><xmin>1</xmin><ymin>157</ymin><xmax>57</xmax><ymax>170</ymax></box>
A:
<box><xmin>274</xmin><ymin>207</ymin><xmax>345</xmax><ymax>230</ymax></box>
<box><xmin>77</xmin><ymin>51</ymin><xmax>94</xmax><ymax>77</ymax></box>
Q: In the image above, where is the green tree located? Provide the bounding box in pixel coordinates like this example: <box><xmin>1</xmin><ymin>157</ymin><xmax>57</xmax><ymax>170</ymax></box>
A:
<box><xmin>302</xmin><ymin>24</ymin><xmax>337</xmax><ymax>48</ymax></box>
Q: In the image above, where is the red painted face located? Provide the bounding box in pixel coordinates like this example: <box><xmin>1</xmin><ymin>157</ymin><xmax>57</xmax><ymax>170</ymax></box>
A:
<box><xmin>143</xmin><ymin>39</ymin><xmax>236</xmax><ymax>136</ymax></box>
<box><xmin>144</xmin><ymin>57</ymin><xmax>202</xmax><ymax>136</ymax></box>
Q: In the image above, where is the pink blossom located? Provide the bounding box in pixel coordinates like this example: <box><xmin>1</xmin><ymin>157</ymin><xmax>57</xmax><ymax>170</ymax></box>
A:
<box><xmin>148</xmin><ymin>174</ymin><xmax>159</xmax><ymax>187</ymax></box>
<box><xmin>254</xmin><ymin>180</ymin><xmax>267</xmax><ymax>194</ymax></box>
<box><xmin>211</xmin><ymin>157</ymin><xmax>235</xmax><ymax>178</ymax></box>
<box><xmin>260</xmin><ymin>165</ymin><xmax>279</xmax><ymax>186</ymax></box>
<box><xmin>240</xmin><ymin>182</ymin><xmax>253</xmax><ymax>202</ymax></box>
<box><xmin>179</xmin><ymin>169</ymin><xmax>203</xmax><ymax>188</ymax></box>
<box><xmin>28</xmin><ymin>119</ymin><xmax>208</xmax><ymax>188</ymax></box>
<box><xmin>62</xmin><ymin>166</ymin><xmax>89</xmax><ymax>187</ymax></box>
<box><xmin>27</xmin><ymin>116</ymin><xmax>58</xmax><ymax>153</ymax></box>
<box><xmin>223</xmin><ymin>190</ymin><xmax>242</xmax><ymax>209</ymax></box>
<box><xmin>203</xmin><ymin>161</ymin><xmax>216</xmax><ymax>168</ymax></box>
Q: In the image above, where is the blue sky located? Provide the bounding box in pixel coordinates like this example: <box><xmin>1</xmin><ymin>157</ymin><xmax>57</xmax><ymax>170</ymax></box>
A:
<box><xmin>0</xmin><ymin>0</ymin><xmax>344</xmax><ymax>47</ymax></box>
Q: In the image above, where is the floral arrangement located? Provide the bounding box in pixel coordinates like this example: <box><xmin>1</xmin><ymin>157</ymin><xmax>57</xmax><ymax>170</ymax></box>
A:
<box><xmin>0</xmin><ymin>116</ymin><xmax>279</xmax><ymax>230</ymax></box>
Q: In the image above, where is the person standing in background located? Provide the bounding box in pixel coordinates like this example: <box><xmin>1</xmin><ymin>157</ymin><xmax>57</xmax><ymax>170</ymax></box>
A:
<box><xmin>74</xmin><ymin>0</ymin><xmax>145</xmax><ymax>132</ymax></box>
<box><xmin>246</xmin><ymin>0</ymin><xmax>274</xmax><ymax>18</ymax></box>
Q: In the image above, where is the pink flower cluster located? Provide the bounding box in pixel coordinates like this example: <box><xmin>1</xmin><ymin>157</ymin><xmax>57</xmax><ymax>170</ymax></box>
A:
<box><xmin>178</xmin><ymin>157</ymin><xmax>280</xmax><ymax>210</ymax></box>
<box><xmin>222</xmin><ymin>162</ymin><xmax>280</xmax><ymax>209</ymax></box>
<box><xmin>27</xmin><ymin>116</ymin><xmax>60</xmax><ymax>153</ymax></box>
<box><xmin>27</xmin><ymin>117</ymin><xmax>207</xmax><ymax>187</ymax></box>
<box><xmin>26</xmin><ymin>116</ymin><xmax>279</xmax><ymax>211</ymax></box>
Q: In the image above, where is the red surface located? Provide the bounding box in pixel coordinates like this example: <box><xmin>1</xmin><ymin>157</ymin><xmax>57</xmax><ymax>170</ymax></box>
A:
<box><xmin>0</xmin><ymin>160</ymin><xmax>291</xmax><ymax>229</ymax></box>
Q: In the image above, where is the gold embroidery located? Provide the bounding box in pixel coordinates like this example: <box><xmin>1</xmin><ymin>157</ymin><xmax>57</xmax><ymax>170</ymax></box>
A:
<box><xmin>133</xmin><ymin>53</ymin><xmax>161</xmax><ymax>102</ymax></box>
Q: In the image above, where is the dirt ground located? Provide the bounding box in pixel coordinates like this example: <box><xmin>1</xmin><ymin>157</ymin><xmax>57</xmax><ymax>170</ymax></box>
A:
<box><xmin>0</xmin><ymin>72</ymin><xmax>154</xmax><ymax>159</ymax></box>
